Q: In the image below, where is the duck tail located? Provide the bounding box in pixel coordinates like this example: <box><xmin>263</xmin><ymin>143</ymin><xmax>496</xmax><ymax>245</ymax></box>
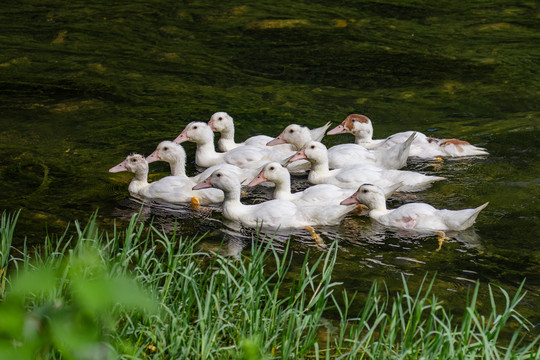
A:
<box><xmin>399</xmin><ymin>132</ymin><xmax>416</xmax><ymax>161</ymax></box>
<box><xmin>463</xmin><ymin>202</ymin><xmax>489</xmax><ymax>229</ymax></box>
<box><xmin>379</xmin><ymin>132</ymin><xmax>415</xmax><ymax>169</ymax></box>
<box><xmin>326</xmin><ymin>204</ymin><xmax>357</xmax><ymax>225</ymax></box>
<box><xmin>383</xmin><ymin>182</ymin><xmax>403</xmax><ymax>199</ymax></box>
<box><xmin>394</xmin><ymin>131</ymin><xmax>415</xmax><ymax>168</ymax></box>
<box><xmin>449</xmin><ymin>202</ymin><xmax>489</xmax><ymax>230</ymax></box>
<box><xmin>311</xmin><ymin>121</ymin><xmax>333</xmax><ymax>142</ymax></box>
<box><xmin>399</xmin><ymin>173</ymin><xmax>446</xmax><ymax>192</ymax></box>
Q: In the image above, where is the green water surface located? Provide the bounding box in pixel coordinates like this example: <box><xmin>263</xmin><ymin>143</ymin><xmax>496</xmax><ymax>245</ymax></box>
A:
<box><xmin>1</xmin><ymin>0</ymin><xmax>539</xmax><ymax>335</ymax></box>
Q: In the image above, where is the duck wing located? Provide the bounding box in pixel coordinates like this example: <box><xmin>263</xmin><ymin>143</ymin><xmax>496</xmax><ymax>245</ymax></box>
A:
<box><xmin>250</xmin><ymin>199</ymin><xmax>303</xmax><ymax>228</ymax></box>
<box><xmin>331</xmin><ymin>165</ymin><xmax>390</xmax><ymax>189</ymax></box>
<box><xmin>327</xmin><ymin>144</ymin><xmax>377</xmax><ymax>169</ymax></box>
<box><xmin>145</xmin><ymin>176</ymin><xmax>194</xmax><ymax>203</ymax></box>
<box><xmin>297</xmin><ymin>184</ymin><xmax>350</xmax><ymax>204</ymax></box>
<box><xmin>297</xmin><ymin>203</ymin><xmax>356</xmax><ymax>226</ymax></box>
<box><xmin>384</xmin><ymin>203</ymin><xmax>444</xmax><ymax>230</ymax></box>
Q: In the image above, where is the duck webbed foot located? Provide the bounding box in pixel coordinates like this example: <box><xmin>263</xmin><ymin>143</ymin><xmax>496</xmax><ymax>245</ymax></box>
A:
<box><xmin>430</xmin><ymin>156</ymin><xmax>444</xmax><ymax>170</ymax></box>
<box><xmin>190</xmin><ymin>197</ymin><xmax>200</xmax><ymax>210</ymax></box>
<box><xmin>436</xmin><ymin>230</ymin><xmax>451</xmax><ymax>251</ymax></box>
<box><xmin>305</xmin><ymin>226</ymin><xmax>326</xmax><ymax>248</ymax></box>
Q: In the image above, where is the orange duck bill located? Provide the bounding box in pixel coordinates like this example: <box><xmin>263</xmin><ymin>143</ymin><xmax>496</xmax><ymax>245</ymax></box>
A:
<box><xmin>326</xmin><ymin>123</ymin><xmax>347</xmax><ymax>135</ymax></box>
<box><xmin>247</xmin><ymin>169</ymin><xmax>267</xmax><ymax>187</ymax></box>
<box><xmin>145</xmin><ymin>149</ymin><xmax>161</xmax><ymax>163</ymax></box>
<box><xmin>109</xmin><ymin>159</ymin><xmax>128</xmax><ymax>173</ymax></box>
<box><xmin>266</xmin><ymin>132</ymin><xmax>287</xmax><ymax>146</ymax></box>
<box><xmin>340</xmin><ymin>191</ymin><xmax>359</xmax><ymax>205</ymax></box>
<box><xmin>173</xmin><ymin>128</ymin><xmax>190</xmax><ymax>144</ymax></box>
<box><xmin>192</xmin><ymin>176</ymin><xmax>213</xmax><ymax>190</ymax></box>
<box><xmin>286</xmin><ymin>147</ymin><xmax>307</xmax><ymax>163</ymax></box>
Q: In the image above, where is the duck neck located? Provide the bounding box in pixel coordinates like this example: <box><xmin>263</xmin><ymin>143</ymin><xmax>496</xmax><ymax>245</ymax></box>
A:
<box><xmin>128</xmin><ymin>168</ymin><xmax>150</xmax><ymax>196</ymax></box>
<box><xmin>307</xmin><ymin>156</ymin><xmax>332</xmax><ymax>184</ymax></box>
<box><xmin>195</xmin><ymin>140</ymin><xmax>222</xmax><ymax>167</ymax></box>
<box><xmin>169</xmin><ymin>160</ymin><xmax>187</xmax><ymax>177</ymax></box>
<box><xmin>355</xmin><ymin>136</ymin><xmax>373</xmax><ymax>146</ymax></box>
<box><xmin>353</xmin><ymin>125</ymin><xmax>375</xmax><ymax>146</ymax></box>
<box><xmin>223</xmin><ymin>183</ymin><xmax>242</xmax><ymax>203</ymax></box>
<box><xmin>218</xmin><ymin>128</ymin><xmax>237</xmax><ymax>151</ymax></box>
<box><xmin>219</xmin><ymin>127</ymin><xmax>235</xmax><ymax>142</ymax></box>
<box><xmin>272</xmin><ymin>176</ymin><xmax>293</xmax><ymax>200</ymax></box>
<box><xmin>221</xmin><ymin>183</ymin><xmax>245</xmax><ymax>219</ymax></box>
<box><xmin>367</xmin><ymin>196</ymin><xmax>390</xmax><ymax>219</ymax></box>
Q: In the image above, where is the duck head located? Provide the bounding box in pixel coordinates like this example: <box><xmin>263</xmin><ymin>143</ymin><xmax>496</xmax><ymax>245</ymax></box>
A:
<box><xmin>146</xmin><ymin>140</ymin><xmax>186</xmax><ymax>164</ymax></box>
<box><xmin>174</xmin><ymin>121</ymin><xmax>214</xmax><ymax>144</ymax></box>
<box><xmin>287</xmin><ymin>141</ymin><xmax>327</xmax><ymax>164</ymax></box>
<box><xmin>247</xmin><ymin>162</ymin><xmax>287</xmax><ymax>187</ymax></box>
<box><xmin>327</xmin><ymin>114</ymin><xmax>373</xmax><ymax>140</ymax></box>
<box><xmin>109</xmin><ymin>154</ymin><xmax>148</xmax><ymax>174</ymax></box>
<box><xmin>340</xmin><ymin>183</ymin><xmax>386</xmax><ymax>210</ymax></box>
<box><xmin>208</xmin><ymin>112</ymin><xmax>234</xmax><ymax>133</ymax></box>
<box><xmin>267</xmin><ymin>124</ymin><xmax>311</xmax><ymax>149</ymax></box>
<box><xmin>193</xmin><ymin>168</ymin><xmax>239</xmax><ymax>192</ymax></box>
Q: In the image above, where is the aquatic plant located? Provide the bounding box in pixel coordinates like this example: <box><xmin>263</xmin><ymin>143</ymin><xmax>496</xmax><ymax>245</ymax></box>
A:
<box><xmin>0</xmin><ymin>210</ymin><xmax>20</xmax><ymax>299</ymax></box>
<box><xmin>0</xmin><ymin>211</ymin><xmax>537</xmax><ymax>359</ymax></box>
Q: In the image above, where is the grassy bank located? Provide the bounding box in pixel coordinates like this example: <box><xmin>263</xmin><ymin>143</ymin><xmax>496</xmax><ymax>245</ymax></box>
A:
<box><xmin>0</xmin><ymin>210</ymin><xmax>538</xmax><ymax>359</ymax></box>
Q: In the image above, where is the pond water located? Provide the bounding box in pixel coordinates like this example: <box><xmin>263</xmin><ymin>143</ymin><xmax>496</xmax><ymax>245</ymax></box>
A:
<box><xmin>1</xmin><ymin>0</ymin><xmax>539</xmax><ymax>334</ymax></box>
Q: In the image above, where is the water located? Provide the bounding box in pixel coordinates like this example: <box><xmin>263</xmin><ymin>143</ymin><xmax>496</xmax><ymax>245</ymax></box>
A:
<box><xmin>1</xmin><ymin>0</ymin><xmax>539</xmax><ymax>334</ymax></box>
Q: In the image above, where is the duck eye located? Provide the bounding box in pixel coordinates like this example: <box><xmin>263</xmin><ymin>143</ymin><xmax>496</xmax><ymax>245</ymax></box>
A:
<box><xmin>310</xmin><ymin>145</ymin><xmax>315</xmax><ymax>149</ymax></box>
<box><xmin>362</xmin><ymin>189</ymin><xmax>368</xmax><ymax>193</ymax></box>
<box><xmin>163</xmin><ymin>147</ymin><xmax>168</xmax><ymax>151</ymax></box>
<box><xmin>289</xmin><ymin>129</ymin><xmax>294</xmax><ymax>133</ymax></box>
<box><xmin>218</xmin><ymin>117</ymin><xmax>222</xmax><ymax>120</ymax></box>
<box><xmin>131</xmin><ymin>158</ymin><xmax>137</xmax><ymax>162</ymax></box>
<box><xmin>269</xmin><ymin>166</ymin><xmax>275</xmax><ymax>170</ymax></box>
<box><xmin>216</xmin><ymin>173</ymin><xmax>222</xmax><ymax>177</ymax></box>
<box><xmin>193</xmin><ymin>126</ymin><xmax>198</xmax><ymax>129</ymax></box>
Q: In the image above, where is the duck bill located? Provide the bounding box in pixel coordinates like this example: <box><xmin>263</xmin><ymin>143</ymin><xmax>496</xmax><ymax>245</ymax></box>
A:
<box><xmin>327</xmin><ymin>123</ymin><xmax>347</xmax><ymax>135</ymax></box>
<box><xmin>266</xmin><ymin>133</ymin><xmax>287</xmax><ymax>146</ymax></box>
<box><xmin>340</xmin><ymin>191</ymin><xmax>359</xmax><ymax>205</ymax></box>
<box><xmin>247</xmin><ymin>170</ymin><xmax>267</xmax><ymax>187</ymax></box>
<box><xmin>109</xmin><ymin>159</ymin><xmax>128</xmax><ymax>173</ymax></box>
<box><xmin>192</xmin><ymin>176</ymin><xmax>213</xmax><ymax>190</ymax></box>
<box><xmin>287</xmin><ymin>148</ymin><xmax>307</xmax><ymax>163</ymax></box>
<box><xmin>208</xmin><ymin>120</ymin><xmax>216</xmax><ymax>131</ymax></box>
<box><xmin>173</xmin><ymin>129</ymin><xmax>190</xmax><ymax>144</ymax></box>
<box><xmin>145</xmin><ymin>149</ymin><xmax>161</xmax><ymax>163</ymax></box>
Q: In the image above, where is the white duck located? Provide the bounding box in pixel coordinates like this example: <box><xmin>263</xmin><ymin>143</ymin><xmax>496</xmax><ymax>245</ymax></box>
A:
<box><xmin>267</xmin><ymin>123</ymin><xmax>414</xmax><ymax>169</ymax></box>
<box><xmin>287</xmin><ymin>141</ymin><xmax>445</xmax><ymax>191</ymax></box>
<box><xmin>208</xmin><ymin>112</ymin><xmax>296</xmax><ymax>152</ymax></box>
<box><xmin>146</xmin><ymin>140</ymin><xmax>259</xmax><ymax>184</ymax></box>
<box><xmin>174</xmin><ymin>122</ymin><xmax>294</xmax><ymax>169</ymax></box>
<box><xmin>247</xmin><ymin>162</ymin><xmax>401</xmax><ymax>205</ymax></box>
<box><xmin>327</xmin><ymin>114</ymin><xmax>489</xmax><ymax>158</ymax></box>
<box><xmin>340</xmin><ymin>183</ymin><xmax>489</xmax><ymax>231</ymax></box>
<box><xmin>109</xmin><ymin>154</ymin><xmax>223</xmax><ymax>205</ymax></box>
<box><xmin>193</xmin><ymin>168</ymin><xmax>356</xmax><ymax>229</ymax></box>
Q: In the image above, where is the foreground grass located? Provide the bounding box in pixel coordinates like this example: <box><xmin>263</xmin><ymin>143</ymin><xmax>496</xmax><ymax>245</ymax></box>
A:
<box><xmin>0</xmin><ymin>211</ymin><xmax>538</xmax><ymax>359</ymax></box>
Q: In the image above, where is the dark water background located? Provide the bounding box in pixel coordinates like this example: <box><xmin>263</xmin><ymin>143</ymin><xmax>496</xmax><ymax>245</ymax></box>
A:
<box><xmin>1</xmin><ymin>0</ymin><xmax>539</xmax><ymax>334</ymax></box>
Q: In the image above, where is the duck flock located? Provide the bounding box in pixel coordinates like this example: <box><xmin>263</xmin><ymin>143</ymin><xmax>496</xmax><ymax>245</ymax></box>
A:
<box><xmin>109</xmin><ymin>112</ymin><xmax>489</xmax><ymax>237</ymax></box>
